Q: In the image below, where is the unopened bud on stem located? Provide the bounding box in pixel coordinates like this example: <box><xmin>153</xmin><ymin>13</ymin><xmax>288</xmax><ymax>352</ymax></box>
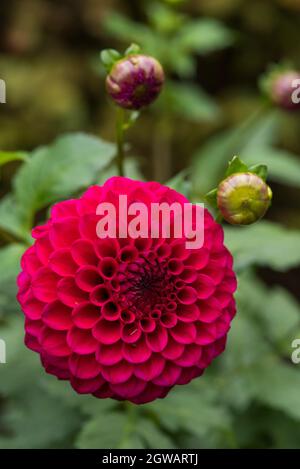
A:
<box><xmin>217</xmin><ymin>172</ymin><xmax>272</xmax><ymax>225</ymax></box>
<box><xmin>106</xmin><ymin>55</ymin><xmax>165</xmax><ymax>110</ymax></box>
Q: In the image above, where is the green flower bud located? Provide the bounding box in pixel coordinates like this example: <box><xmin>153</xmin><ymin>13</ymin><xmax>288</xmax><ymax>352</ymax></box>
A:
<box><xmin>217</xmin><ymin>172</ymin><xmax>272</xmax><ymax>225</ymax></box>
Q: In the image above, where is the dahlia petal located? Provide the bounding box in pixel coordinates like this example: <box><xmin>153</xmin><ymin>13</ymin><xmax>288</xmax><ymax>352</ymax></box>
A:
<box><xmin>67</xmin><ymin>327</ymin><xmax>98</xmax><ymax>354</ymax></box>
<box><xmin>193</xmin><ymin>274</ymin><xmax>215</xmax><ymax>299</ymax></box>
<box><xmin>93</xmin><ymin>319</ymin><xmax>121</xmax><ymax>344</ymax></box>
<box><xmin>72</xmin><ymin>302</ymin><xmax>101</xmax><ymax>329</ymax></box>
<box><xmin>198</xmin><ymin>299</ymin><xmax>222</xmax><ymax>323</ymax></box>
<box><xmin>96</xmin><ymin>341</ymin><xmax>123</xmax><ymax>365</ymax></box>
<box><xmin>51</xmin><ymin>200</ymin><xmax>78</xmax><ymax>219</ymax></box>
<box><xmin>174</xmin><ymin>344</ymin><xmax>202</xmax><ymax>367</ymax></box>
<box><xmin>102</xmin><ymin>301</ymin><xmax>121</xmax><ymax>321</ymax></box>
<box><xmin>176</xmin><ymin>304</ymin><xmax>199</xmax><ymax>323</ymax></box>
<box><xmin>17</xmin><ymin>271</ymin><xmax>31</xmax><ymax>294</ymax></box>
<box><xmin>57</xmin><ymin>277</ymin><xmax>88</xmax><ymax>307</ymax></box>
<box><xmin>90</xmin><ymin>285</ymin><xmax>111</xmax><ymax>306</ymax></box>
<box><xmin>134</xmin><ymin>354</ymin><xmax>165</xmax><ymax>380</ymax></box>
<box><xmin>153</xmin><ymin>362</ymin><xmax>181</xmax><ymax>387</ymax></box>
<box><xmin>49</xmin><ymin>249</ymin><xmax>78</xmax><ymax>276</ymax></box>
<box><xmin>170</xmin><ymin>241</ymin><xmax>190</xmax><ymax>260</ymax></box>
<box><xmin>35</xmin><ymin>235</ymin><xmax>53</xmax><ymax>264</ymax></box>
<box><xmin>69</xmin><ymin>353</ymin><xmax>101</xmax><ymax>379</ymax></box>
<box><xmin>123</xmin><ymin>337</ymin><xmax>152</xmax><ymax>364</ymax></box>
<box><xmin>177</xmin><ymin>367</ymin><xmax>202</xmax><ymax>385</ymax></box>
<box><xmin>40</xmin><ymin>327</ymin><xmax>71</xmax><ymax>357</ymax></box>
<box><xmin>31</xmin><ymin>223</ymin><xmax>49</xmax><ymax>239</ymax></box>
<box><xmin>177</xmin><ymin>286</ymin><xmax>198</xmax><ymax>305</ymax></box>
<box><xmin>95</xmin><ymin>238</ymin><xmax>119</xmax><ymax>258</ymax></box>
<box><xmin>146</xmin><ymin>325</ymin><xmax>168</xmax><ymax>352</ymax></box>
<box><xmin>170</xmin><ymin>321</ymin><xmax>196</xmax><ymax>344</ymax></box>
<box><xmin>71</xmin><ymin>239</ymin><xmax>98</xmax><ymax>266</ymax></box>
<box><xmin>162</xmin><ymin>336</ymin><xmax>184</xmax><ymax>360</ymax></box>
<box><xmin>195</xmin><ymin>322</ymin><xmax>217</xmax><ymax>345</ymax></box>
<box><xmin>110</xmin><ymin>376</ymin><xmax>147</xmax><ymax>399</ymax></box>
<box><xmin>32</xmin><ymin>267</ymin><xmax>59</xmax><ymax>303</ymax></box>
<box><xmin>22</xmin><ymin>297</ymin><xmax>44</xmax><ymax>320</ymax></box>
<box><xmin>101</xmin><ymin>360</ymin><xmax>133</xmax><ymax>384</ymax></box>
<box><xmin>25</xmin><ymin>333</ymin><xmax>41</xmax><ymax>352</ymax></box>
<box><xmin>121</xmin><ymin>323</ymin><xmax>142</xmax><ymax>343</ymax></box>
<box><xmin>42</xmin><ymin>300</ymin><xmax>73</xmax><ymax>330</ymax></box>
<box><xmin>79</xmin><ymin>214</ymin><xmax>99</xmax><ymax>241</ymax></box>
<box><xmin>70</xmin><ymin>375</ymin><xmax>105</xmax><ymax>394</ymax></box>
<box><xmin>92</xmin><ymin>383</ymin><xmax>116</xmax><ymax>399</ymax></box>
<box><xmin>75</xmin><ymin>266</ymin><xmax>104</xmax><ymax>292</ymax></box>
<box><xmin>120</xmin><ymin>246</ymin><xmax>138</xmax><ymax>263</ymax></box>
<box><xmin>160</xmin><ymin>313</ymin><xmax>177</xmax><ymax>328</ymax></box>
<box><xmin>25</xmin><ymin>318</ymin><xmax>43</xmax><ymax>338</ymax></box>
<box><xmin>185</xmin><ymin>249</ymin><xmax>209</xmax><ymax>269</ymax></box>
<box><xmin>130</xmin><ymin>383</ymin><xmax>171</xmax><ymax>404</ymax></box>
<box><xmin>222</xmin><ymin>274</ymin><xmax>238</xmax><ymax>294</ymax></box>
<box><xmin>98</xmin><ymin>257</ymin><xmax>118</xmax><ymax>279</ymax></box>
<box><xmin>168</xmin><ymin>259</ymin><xmax>184</xmax><ymax>275</ymax></box>
<box><xmin>139</xmin><ymin>318</ymin><xmax>156</xmax><ymax>333</ymax></box>
<box><xmin>179</xmin><ymin>267</ymin><xmax>198</xmax><ymax>283</ymax></box>
<box><xmin>49</xmin><ymin>217</ymin><xmax>80</xmax><ymax>249</ymax></box>
<box><xmin>21</xmin><ymin>247</ymin><xmax>42</xmax><ymax>276</ymax></box>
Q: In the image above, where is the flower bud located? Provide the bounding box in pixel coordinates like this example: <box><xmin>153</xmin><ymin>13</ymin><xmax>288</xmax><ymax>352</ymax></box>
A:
<box><xmin>217</xmin><ymin>172</ymin><xmax>272</xmax><ymax>225</ymax></box>
<box><xmin>271</xmin><ymin>71</ymin><xmax>300</xmax><ymax>111</ymax></box>
<box><xmin>106</xmin><ymin>55</ymin><xmax>165</xmax><ymax>110</ymax></box>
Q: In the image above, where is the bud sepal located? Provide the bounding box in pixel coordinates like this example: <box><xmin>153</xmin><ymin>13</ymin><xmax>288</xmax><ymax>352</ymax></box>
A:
<box><xmin>205</xmin><ymin>156</ymin><xmax>272</xmax><ymax>225</ymax></box>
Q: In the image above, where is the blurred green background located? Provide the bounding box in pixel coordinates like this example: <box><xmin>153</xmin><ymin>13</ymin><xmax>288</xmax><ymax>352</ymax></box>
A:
<box><xmin>1</xmin><ymin>0</ymin><xmax>300</xmax><ymax>449</ymax></box>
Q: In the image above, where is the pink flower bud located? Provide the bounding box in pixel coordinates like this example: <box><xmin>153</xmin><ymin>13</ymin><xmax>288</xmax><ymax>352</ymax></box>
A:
<box><xmin>271</xmin><ymin>71</ymin><xmax>300</xmax><ymax>111</ymax></box>
<box><xmin>106</xmin><ymin>55</ymin><xmax>165</xmax><ymax>110</ymax></box>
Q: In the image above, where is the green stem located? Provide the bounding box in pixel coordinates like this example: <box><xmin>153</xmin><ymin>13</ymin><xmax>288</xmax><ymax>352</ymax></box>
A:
<box><xmin>116</xmin><ymin>107</ymin><xmax>126</xmax><ymax>177</ymax></box>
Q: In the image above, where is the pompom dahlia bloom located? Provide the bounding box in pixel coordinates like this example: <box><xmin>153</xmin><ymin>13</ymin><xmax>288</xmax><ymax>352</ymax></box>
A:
<box><xmin>17</xmin><ymin>177</ymin><xmax>237</xmax><ymax>404</ymax></box>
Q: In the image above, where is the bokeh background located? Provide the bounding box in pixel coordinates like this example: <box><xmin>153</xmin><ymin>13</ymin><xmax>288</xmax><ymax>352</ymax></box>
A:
<box><xmin>1</xmin><ymin>0</ymin><xmax>300</xmax><ymax>449</ymax></box>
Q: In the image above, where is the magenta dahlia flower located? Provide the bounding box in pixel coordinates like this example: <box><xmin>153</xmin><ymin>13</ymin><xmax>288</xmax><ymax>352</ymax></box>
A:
<box><xmin>17</xmin><ymin>177</ymin><xmax>237</xmax><ymax>404</ymax></box>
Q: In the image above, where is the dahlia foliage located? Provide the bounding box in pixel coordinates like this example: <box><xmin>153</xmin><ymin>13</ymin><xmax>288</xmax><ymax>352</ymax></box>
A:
<box><xmin>17</xmin><ymin>177</ymin><xmax>237</xmax><ymax>404</ymax></box>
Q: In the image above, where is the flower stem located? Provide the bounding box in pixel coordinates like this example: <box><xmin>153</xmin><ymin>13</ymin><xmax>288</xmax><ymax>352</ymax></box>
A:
<box><xmin>116</xmin><ymin>107</ymin><xmax>126</xmax><ymax>177</ymax></box>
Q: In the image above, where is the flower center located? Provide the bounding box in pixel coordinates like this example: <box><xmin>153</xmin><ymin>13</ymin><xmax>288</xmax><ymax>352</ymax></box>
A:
<box><xmin>117</xmin><ymin>255</ymin><xmax>175</xmax><ymax>318</ymax></box>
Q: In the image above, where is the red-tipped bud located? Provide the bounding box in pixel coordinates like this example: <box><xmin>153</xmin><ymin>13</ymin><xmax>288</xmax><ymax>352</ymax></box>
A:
<box><xmin>106</xmin><ymin>55</ymin><xmax>165</xmax><ymax>110</ymax></box>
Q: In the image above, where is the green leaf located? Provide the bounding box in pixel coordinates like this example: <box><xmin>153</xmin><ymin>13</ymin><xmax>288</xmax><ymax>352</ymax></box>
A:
<box><xmin>166</xmin><ymin>81</ymin><xmax>220</xmax><ymax>122</ymax></box>
<box><xmin>177</xmin><ymin>19</ymin><xmax>234</xmax><ymax>54</ymax></box>
<box><xmin>225</xmin><ymin>155</ymin><xmax>248</xmax><ymax>177</ymax></box>
<box><xmin>225</xmin><ymin>221</ymin><xmax>300</xmax><ymax>272</ymax></box>
<box><xmin>13</xmin><ymin>133</ymin><xmax>116</xmax><ymax>227</ymax></box>
<box><xmin>166</xmin><ymin>168</ymin><xmax>191</xmax><ymax>198</ymax></box>
<box><xmin>0</xmin><ymin>244</ymin><xmax>25</xmax><ymax>316</ymax></box>
<box><xmin>204</xmin><ymin>188</ymin><xmax>218</xmax><ymax>208</ymax></box>
<box><xmin>149</xmin><ymin>384</ymin><xmax>231</xmax><ymax>439</ymax></box>
<box><xmin>136</xmin><ymin>419</ymin><xmax>174</xmax><ymax>449</ymax></box>
<box><xmin>249</xmin><ymin>360</ymin><xmax>300</xmax><ymax>420</ymax></box>
<box><xmin>0</xmin><ymin>151</ymin><xmax>28</xmax><ymax>166</ymax></box>
<box><xmin>76</xmin><ymin>411</ymin><xmax>144</xmax><ymax>449</ymax></box>
<box><xmin>97</xmin><ymin>157</ymin><xmax>144</xmax><ymax>184</ymax></box>
<box><xmin>0</xmin><ymin>195</ymin><xmax>31</xmax><ymax>243</ymax></box>
<box><xmin>244</xmin><ymin>147</ymin><xmax>300</xmax><ymax>188</ymax></box>
<box><xmin>125</xmin><ymin>43</ymin><xmax>141</xmax><ymax>55</ymax></box>
<box><xmin>248</xmin><ymin>164</ymin><xmax>268</xmax><ymax>181</ymax></box>
<box><xmin>100</xmin><ymin>49</ymin><xmax>121</xmax><ymax>72</ymax></box>
<box><xmin>237</xmin><ymin>273</ymin><xmax>300</xmax><ymax>344</ymax></box>
<box><xmin>0</xmin><ymin>318</ymin><xmax>81</xmax><ymax>448</ymax></box>
<box><xmin>191</xmin><ymin>110</ymin><xmax>279</xmax><ymax>197</ymax></box>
